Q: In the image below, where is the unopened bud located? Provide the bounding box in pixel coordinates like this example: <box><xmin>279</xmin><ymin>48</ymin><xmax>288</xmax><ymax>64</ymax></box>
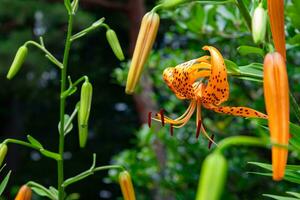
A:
<box><xmin>106</xmin><ymin>29</ymin><xmax>125</xmax><ymax>61</ymax></box>
<box><xmin>252</xmin><ymin>4</ymin><xmax>267</xmax><ymax>44</ymax></box>
<box><xmin>7</xmin><ymin>45</ymin><xmax>28</xmax><ymax>80</ymax></box>
<box><xmin>78</xmin><ymin>103</ymin><xmax>88</xmax><ymax>148</ymax></box>
<box><xmin>119</xmin><ymin>171</ymin><xmax>136</xmax><ymax>200</ymax></box>
<box><xmin>125</xmin><ymin>11</ymin><xmax>160</xmax><ymax>94</ymax></box>
<box><xmin>0</xmin><ymin>144</ymin><xmax>7</xmax><ymax>167</ymax></box>
<box><xmin>15</xmin><ymin>185</ymin><xmax>32</xmax><ymax>200</ymax></box>
<box><xmin>196</xmin><ymin>153</ymin><xmax>227</xmax><ymax>200</ymax></box>
<box><xmin>79</xmin><ymin>81</ymin><xmax>93</xmax><ymax>126</ymax></box>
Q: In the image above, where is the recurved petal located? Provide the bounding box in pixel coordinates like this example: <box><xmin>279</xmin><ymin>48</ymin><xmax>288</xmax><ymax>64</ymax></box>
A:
<box><xmin>263</xmin><ymin>52</ymin><xmax>289</xmax><ymax>181</ymax></box>
<box><xmin>202</xmin><ymin>46</ymin><xmax>229</xmax><ymax>105</ymax></box>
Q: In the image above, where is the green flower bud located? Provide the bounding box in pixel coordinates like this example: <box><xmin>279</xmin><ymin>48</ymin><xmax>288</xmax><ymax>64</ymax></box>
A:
<box><xmin>7</xmin><ymin>45</ymin><xmax>28</xmax><ymax>80</ymax></box>
<box><xmin>79</xmin><ymin>81</ymin><xmax>93</xmax><ymax>126</ymax></box>
<box><xmin>0</xmin><ymin>144</ymin><xmax>8</xmax><ymax>167</ymax></box>
<box><xmin>106</xmin><ymin>29</ymin><xmax>125</xmax><ymax>61</ymax></box>
<box><xmin>78</xmin><ymin>106</ymin><xmax>88</xmax><ymax>148</ymax></box>
<box><xmin>252</xmin><ymin>4</ymin><xmax>267</xmax><ymax>44</ymax></box>
<box><xmin>196</xmin><ymin>153</ymin><xmax>227</xmax><ymax>200</ymax></box>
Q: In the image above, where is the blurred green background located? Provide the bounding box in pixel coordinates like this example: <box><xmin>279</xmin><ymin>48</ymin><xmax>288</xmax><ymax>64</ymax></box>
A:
<box><xmin>0</xmin><ymin>0</ymin><xmax>300</xmax><ymax>199</ymax></box>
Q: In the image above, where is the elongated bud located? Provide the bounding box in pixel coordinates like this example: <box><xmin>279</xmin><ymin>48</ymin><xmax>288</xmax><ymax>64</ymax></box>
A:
<box><xmin>119</xmin><ymin>171</ymin><xmax>136</xmax><ymax>200</ymax></box>
<box><xmin>0</xmin><ymin>144</ymin><xmax>8</xmax><ymax>167</ymax></box>
<box><xmin>252</xmin><ymin>4</ymin><xmax>267</xmax><ymax>44</ymax></box>
<box><xmin>77</xmin><ymin>103</ymin><xmax>88</xmax><ymax>148</ymax></box>
<box><xmin>267</xmin><ymin>0</ymin><xmax>286</xmax><ymax>60</ymax></box>
<box><xmin>106</xmin><ymin>29</ymin><xmax>125</xmax><ymax>61</ymax></box>
<box><xmin>196</xmin><ymin>153</ymin><xmax>227</xmax><ymax>200</ymax></box>
<box><xmin>15</xmin><ymin>185</ymin><xmax>32</xmax><ymax>200</ymax></box>
<box><xmin>79</xmin><ymin>81</ymin><xmax>93</xmax><ymax>126</ymax></box>
<box><xmin>125</xmin><ymin>11</ymin><xmax>160</xmax><ymax>94</ymax></box>
<box><xmin>263</xmin><ymin>52</ymin><xmax>289</xmax><ymax>181</ymax></box>
<box><xmin>7</xmin><ymin>45</ymin><xmax>28</xmax><ymax>80</ymax></box>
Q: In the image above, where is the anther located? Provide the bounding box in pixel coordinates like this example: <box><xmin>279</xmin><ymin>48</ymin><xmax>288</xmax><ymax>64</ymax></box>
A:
<box><xmin>170</xmin><ymin>124</ymin><xmax>174</xmax><ymax>136</ymax></box>
<box><xmin>196</xmin><ymin>120</ymin><xmax>202</xmax><ymax>139</ymax></box>
<box><xmin>148</xmin><ymin>112</ymin><xmax>152</xmax><ymax>128</ymax></box>
<box><xmin>208</xmin><ymin>134</ymin><xmax>215</xmax><ymax>149</ymax></box>
<box><xmin>159</xmin><ymin>109</ymin><xmax>165</xmax><ymax>126</ymax></box>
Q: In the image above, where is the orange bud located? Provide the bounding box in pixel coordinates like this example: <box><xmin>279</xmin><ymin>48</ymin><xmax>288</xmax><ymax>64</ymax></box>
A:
<box><xmin>267</xmin><ymin>0</ymin><xmax>286</xmax><ymax>60</ymax></box>
<box><xmin>263</xmin><ymin>52</ymin><xmax>289</xmax><ymax>181</ymax></box>
<box><xmin>119</xmin><ymin>171</ymin><xmax>136</xmax><ymax>200</ymax></box>
<box><xmin>125</xmin><ymin>11</ymin><xmax>160</xmax><ymax>94</ymax></box>
<box><xmin>15</xmin><ymin>185</ymin><xmax>32</xmax><ymax>200</ymax></box>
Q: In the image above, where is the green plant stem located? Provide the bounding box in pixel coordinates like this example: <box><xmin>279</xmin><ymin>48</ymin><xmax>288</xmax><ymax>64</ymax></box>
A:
<box><xmin>214</xmin><ymin>136</ymin><xmax>269</xmax><ymax>154</ymax></box>
<box><xmin>58</xmin><ymin>14</ymin><xmax>73</xmax><ymax>200</ymax></box>
<box><xmin>3</xmin><ymin>139</ymin><xmax>40</xmax><ymax>150</ymax></box>
<box><xmin>25</xmin><ymin>41</ymin><xmax>63</xmax><ymax>69</ymax></box>
<box><xmin>62</xmin><ymin>165</ymin><xmax>125</xmax><ymax>188</ymax></box>
<box><xmin>235</xmin><ymin>0</ymin><xmax>252</xmax><ymax>31</ymax></box>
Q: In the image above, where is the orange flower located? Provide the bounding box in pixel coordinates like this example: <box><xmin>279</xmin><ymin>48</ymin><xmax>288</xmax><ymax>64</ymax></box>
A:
<box><xmin>267</xmin><ymin>0</ymin><xmax>286</xmax><ymax>60</ymax></box>
<box><xmin>15</xmin><ymin>185</ymin><xmax>32</xmax><ymax>200</ymax></box>
<box><xmin>263</xmin><ymin>52</ymin><xmax>289</xmax><ymax>181</ymax></box>
<box><xmin>151</xmin><ymin>46</ymin><xmax>267</xmax><ymax>142</ymax></box>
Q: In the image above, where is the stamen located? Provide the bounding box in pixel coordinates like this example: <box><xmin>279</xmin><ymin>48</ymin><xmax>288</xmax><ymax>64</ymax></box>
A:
<box><xmin>208</xmin><ymin>134</ymin><xmax>215</xmax><ymax>149</ymax></box>
<box><xmin>148</xmin><ymin>112</ymin><xmax>152</xmax><ymax>128</ymax></box>
<box><xmin>160</xmin><ymin>109</ymin><xmax>165</xmax><ymax>126</ymax></box>
<box><xmin>196</xmin><ymin>120</ymin><xmax>202</xmax><ymax>139</ymax></box>
<box><xmin>170</xmin><ymin>124</ymin><xmax>174</xmax><ymax>136</ymax></box>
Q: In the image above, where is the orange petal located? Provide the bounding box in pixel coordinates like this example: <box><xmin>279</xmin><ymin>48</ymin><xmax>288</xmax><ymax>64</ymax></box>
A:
<box><xmin>202</xmin><ymin>46</ymin><xmax>229</xmax><ymax>105</ymax></box>
<box><xmin>15</xmin><ymin>185</ymin><xmax>32</xmax><ymax>200</ymax></box>
<box><xmin>267</xmin><ymin>0</ymin><xmax>286</xmax><ymax>60</ymax></box>
<box><xmin>263</xmin><ymin>52</ymin><xmax>289</xmax><ymax>181</ymax></box>
<box><xmin>203</xmin><ymin>104</ymin><xmax>267</xmax><ymax>119</ymax></box>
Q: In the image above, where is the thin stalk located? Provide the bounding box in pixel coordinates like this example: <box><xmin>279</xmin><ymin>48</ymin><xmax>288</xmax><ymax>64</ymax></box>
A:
<box><xmin>214</xmin><ymin>136</ymin><xmax>269</xmax><ymax>154</ymax></box>
<box><xmin>58</xmin><ymin>14</ymin><xmax>73</xmax><ymax>200</ymax></box>
<box><xmin>235</xmin><ymin>0</ymin><xmax>252</xmax><ymax>31</ymax></box>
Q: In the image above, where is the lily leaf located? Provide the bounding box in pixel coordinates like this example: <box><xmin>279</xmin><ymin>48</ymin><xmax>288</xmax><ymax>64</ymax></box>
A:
<box><xmin>237</xmin><ymin>45</ymin><xmax>265</xmax><ymax>57</ymax></box>
<box><xmin>0</xmin><ymin>170</ymin><xmax>11</xmax><ymax>195</ymax></box>
<box><xmin>27</xmin><ymin>135</ymin><xmax>43</xmax><ymax>149</ymax></box>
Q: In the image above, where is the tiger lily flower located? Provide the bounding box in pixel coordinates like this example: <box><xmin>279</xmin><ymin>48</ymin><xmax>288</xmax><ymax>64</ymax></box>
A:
<box><xmin>150</xmin><ymin>46</ymin><xmax>267</xmax><ymax>142</ymax></box>
<box><xmin>267</xmin><ymin>0</ymin><xmax>286</xmax><ymax>60</ymax></box>
<box><xmin>263</xmin><ymin>52</ymin><xmax>289</xmax><ymax>181</ymax></box>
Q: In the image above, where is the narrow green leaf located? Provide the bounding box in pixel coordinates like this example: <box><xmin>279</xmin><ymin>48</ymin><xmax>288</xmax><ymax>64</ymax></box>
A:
<box><xmin>263</xmin><ymin>194</ymin><xmax>300</xmax><ymax>200</ymax></box>
<box><xmin>58</xmin><ymin>114</ymin><xmax>73</xmax><ymax>135</ymax></box>
<box><xmin>290</xmin><ymin>92</ymin><xmax>300</xmax><ymax>123</ymax></box>
<box><xmin>237</xmin><ymin>45</ymin><xmax>265</xmax><ymax>56</ymax></box>
<box><xmin>0</xmin><ymin>170</ymin><xmax>11</xmax><ymax>195</ymax></box>
<box><xmin>286</xmin><ymin>192</ymin><xmax>300</xmax><ymax>198</ymax></box>
<box><xmin>27</xmin><ymin>135</ymin><xmax>43</xmax><ymax>149</ymax></box>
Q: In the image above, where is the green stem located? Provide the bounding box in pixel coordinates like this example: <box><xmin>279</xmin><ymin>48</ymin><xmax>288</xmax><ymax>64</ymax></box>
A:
<box><xmin>3</xmin><ymin>139</ymin><xmax>40</xmax><ymax>151</ymax></box>
<box><xmin>62</xmin><ymin>165</ymin><xmax>125</xmax><ymax>188</ymax></box>
<box><xmin>25</xmin><ymin>41</ymin><xmax>63</xmax><ymax>69</ymax></box>
<box><xmin>58</xmin><ymin>14</ymin><xmax>73</xmax><ymax>200</ymax></box>
<box><xmin>214</xmin><ymin>136</ymin><xmax>269</xmax><ymax>154</ymax></box>
<box><xmin>235</xmin><ymin>0</ymin><xmax>252</xmax><ymax>31</ymax></box>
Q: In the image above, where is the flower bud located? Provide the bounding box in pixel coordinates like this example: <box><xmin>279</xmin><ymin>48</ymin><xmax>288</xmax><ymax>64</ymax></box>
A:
<box><xmin>7</xmin><ymin>45</ymin><xmax>28</xmax><ymax>80</ymax></box>
<box><xmin>78</xmin><ymin>105</ymin><xmax>88</xmax><ymax>148</ymax></box>
<box><xmin>15</xmin><ymin>185</ymin><xmax>32</xmax><ymax>200</ymax></box>
<box><xmin>263</xmin><ymin>52</ymin><xmax>289</xmax><ymax>181</ymax></box>
<box><xmin>125</xmin><ymin>11</ymin><xmax>160</xmax><ymax>94</ymax></box>
<box><xmin>0</xmin><ymin>144</ymin><xmax>8</xmax><ymax>168</ymax></box>
<box><xmin>106</xmin><ymin>29</ymin><xmax>125</xmax><ymax>61</ymax></box>
<box><xmin>252</xmin><ymin>4</ymin><xmax>267</xmax><ymax>44</ymax></box>
<box><xmin>267</xmin><ymin>0</ymin><xmax>286</xmax><ymax>60</ymax></box>
<box><xmin>79</xmin><ymin>81</ymin><xmax>93</xmax><ymax>126</ymax></box>
<box><xmin>196</xmin><ymin>153</ymin><xmax>227</xmax><ymax>200</ymax></box>
<box><xmin>119</xmin><ymin>171</ymin><xmax>136</xmax><ymax>200</ymax></box>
